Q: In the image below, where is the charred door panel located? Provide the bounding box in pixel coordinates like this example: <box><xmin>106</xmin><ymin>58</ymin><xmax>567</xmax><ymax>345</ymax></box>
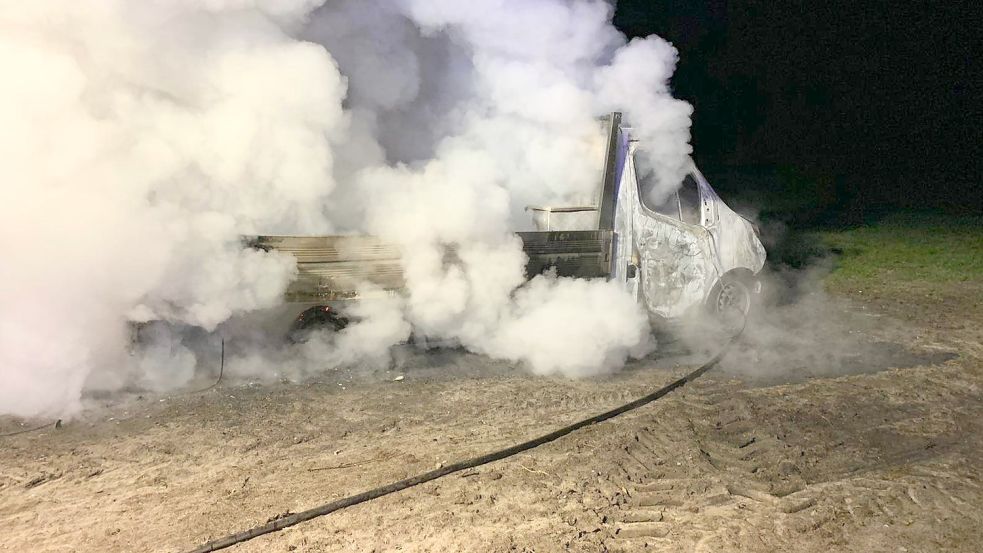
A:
<box><xmin>633</xmin><ymin>216</ymin><xmax>716</xmax><ymax>319</ymax></box>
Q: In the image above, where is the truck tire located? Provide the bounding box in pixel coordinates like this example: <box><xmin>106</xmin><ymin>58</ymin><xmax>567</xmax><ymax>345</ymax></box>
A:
<box><xmin>707</xmin><ymin>275</ymin><xmax>753</xmax><ymax>318</ymax></box>
<box><xmin>287</xmin><ymin>306</ymin><xmax>348</xmax><ymax>343</ymax></box>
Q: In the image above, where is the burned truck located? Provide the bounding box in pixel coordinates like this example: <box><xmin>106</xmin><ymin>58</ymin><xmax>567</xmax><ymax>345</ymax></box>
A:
<box><xmin>250</xmin><ymin>113</ymin><xmax>766</xmax><ymax>337</ymax></box>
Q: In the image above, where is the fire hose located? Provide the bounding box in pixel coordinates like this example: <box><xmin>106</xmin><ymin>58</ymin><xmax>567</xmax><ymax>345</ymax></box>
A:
<box><xmin>184</xmin><ymin>316</ymin><xmax>745</xmax><ymax>553</ymax></box>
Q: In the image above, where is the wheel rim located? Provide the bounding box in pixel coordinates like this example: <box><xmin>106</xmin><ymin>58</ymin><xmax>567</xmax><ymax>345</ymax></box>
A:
<box><xmin>716</xmin><ymin>281</ymin><xmax>750</xmax><ymax>315</ymax></box>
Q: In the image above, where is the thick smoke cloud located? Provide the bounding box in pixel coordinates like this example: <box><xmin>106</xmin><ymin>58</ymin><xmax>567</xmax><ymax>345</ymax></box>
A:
<box><xmin>0</xmin><ymin>0</ymin><xmax>692</xmax><ymax>418</ymax></box>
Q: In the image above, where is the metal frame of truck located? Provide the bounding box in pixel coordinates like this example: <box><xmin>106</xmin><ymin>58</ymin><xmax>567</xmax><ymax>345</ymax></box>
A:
<box><xmin>247</xmin><ymin>113</ymin><xmax>766</xmax><ymax>335</ymax></box>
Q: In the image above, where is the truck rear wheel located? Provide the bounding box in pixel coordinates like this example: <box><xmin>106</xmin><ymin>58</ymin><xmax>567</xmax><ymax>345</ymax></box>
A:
<box><xmin>287</xmin><ymin>306</ymin><xmax>348</xmax><ymax>343</ymax></box>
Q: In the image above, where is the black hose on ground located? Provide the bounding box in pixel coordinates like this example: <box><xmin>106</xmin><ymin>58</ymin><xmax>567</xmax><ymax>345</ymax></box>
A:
<box><xmin>192</xmin><ymin>339</ymin><xmax>225</xmax><ymax>394</ymax></box>
<box><xmin>0</xmin><ymin>418</ymin><xmax>61</xmax><ymax>438</ymax></box>
<box><xmin>185</xmin><ymin>320</ymin><xmax>744</xmax><ymax>553</ymax></box>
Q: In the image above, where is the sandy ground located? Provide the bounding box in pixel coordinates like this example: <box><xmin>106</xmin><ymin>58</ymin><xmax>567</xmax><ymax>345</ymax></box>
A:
<box><xmin>2</xmin><ymin>287</ymin><xmax>981</xmax><ymax>552</ymax></box>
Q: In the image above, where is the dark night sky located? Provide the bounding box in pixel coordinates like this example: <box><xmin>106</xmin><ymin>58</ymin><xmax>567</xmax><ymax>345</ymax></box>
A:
<box><xmin>614</xmin><ymin>0</ymin><xmax>982</xmax><ymax>214</ymax></box>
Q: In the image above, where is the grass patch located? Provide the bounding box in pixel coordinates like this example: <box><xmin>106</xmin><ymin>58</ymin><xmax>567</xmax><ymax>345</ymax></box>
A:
<box><xmin>813</xmin><ymin>212</ymin><xmax>983</xmax><ymax>295</ymax></box>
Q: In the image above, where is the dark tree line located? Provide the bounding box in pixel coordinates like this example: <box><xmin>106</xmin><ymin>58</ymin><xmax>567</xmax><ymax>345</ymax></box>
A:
<box><xmin>615</xmin><ymin>0</ymin><xmax>981</xmax><ymax>214</ymax></box>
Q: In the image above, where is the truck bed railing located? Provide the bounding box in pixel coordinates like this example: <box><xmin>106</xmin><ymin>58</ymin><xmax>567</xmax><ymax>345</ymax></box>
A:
<box><xmin>524</xmin><ymin>205</ymin><xmax>598</xmax><ymax>231</ymax></box>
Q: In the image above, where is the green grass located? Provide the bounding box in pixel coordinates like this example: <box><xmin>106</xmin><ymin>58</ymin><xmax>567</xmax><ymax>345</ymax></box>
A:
<box><xmin>813</xmin><ymin>213</ymin><xmax>983</xmax><ymax>293</ymax></box>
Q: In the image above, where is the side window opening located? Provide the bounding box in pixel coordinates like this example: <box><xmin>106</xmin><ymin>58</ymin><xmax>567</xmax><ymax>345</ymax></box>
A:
<box><xmin>647</xmin><ymin>189</ymin><xmax>680</xmax><ymax>219</ymax></box>
<box><xmin>637</xmin><ymin>168</ymin><xmax>702</xmax><ymax>226</ymax></box>
<box><xmin>678</xmin><ymin>174</ymin><xmax>701</xmax><ymax>226</ymax></box>
<box><xmin>638</xmin><ymin>170</ymin><xmax>680</xmax><ymax>220</ymax></box>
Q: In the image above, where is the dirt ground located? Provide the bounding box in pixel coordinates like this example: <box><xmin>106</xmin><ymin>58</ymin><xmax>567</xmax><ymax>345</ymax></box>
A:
<box><xmin>2</xmin><ymin>284</ymin><xmax>981</xmax><ymax>553</ymax></box>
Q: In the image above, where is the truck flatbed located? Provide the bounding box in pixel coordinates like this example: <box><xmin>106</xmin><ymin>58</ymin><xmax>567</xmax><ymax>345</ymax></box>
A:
<box><xmin>249</xmin><ymin>231</ymin><xmax>613</xmax><ymax>302</ymax></box>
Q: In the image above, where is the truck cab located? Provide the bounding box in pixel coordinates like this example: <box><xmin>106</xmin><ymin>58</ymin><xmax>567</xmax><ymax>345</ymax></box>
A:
<box><xmin>528</xmin><ymin>114</ymin><xmax>766</xmax><ymax>321</ymax></box>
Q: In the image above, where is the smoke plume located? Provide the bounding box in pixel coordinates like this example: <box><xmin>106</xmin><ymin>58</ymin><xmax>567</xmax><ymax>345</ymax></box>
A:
<box><xmin>0</xmin><ymin>0</ymin><xmax>692</xmax><ymax>418</ymax></box>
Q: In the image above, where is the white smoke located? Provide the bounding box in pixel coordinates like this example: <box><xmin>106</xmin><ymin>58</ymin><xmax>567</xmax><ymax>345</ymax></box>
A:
<box><xmin>0</xmin><ymin>0</ymin><xmax>692</xmax><ymax>418</ymax></box>
<box><xmin>225</xmin><ymin>286</ymin><xmax>412</xmax><ymax>382</ymax></box>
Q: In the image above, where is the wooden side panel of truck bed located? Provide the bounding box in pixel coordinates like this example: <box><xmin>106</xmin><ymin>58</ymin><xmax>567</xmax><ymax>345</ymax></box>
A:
<box><xmin>249</xmin><ymin>231</ymin><xmax>612</xmax><ymax>302</ymax></box>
